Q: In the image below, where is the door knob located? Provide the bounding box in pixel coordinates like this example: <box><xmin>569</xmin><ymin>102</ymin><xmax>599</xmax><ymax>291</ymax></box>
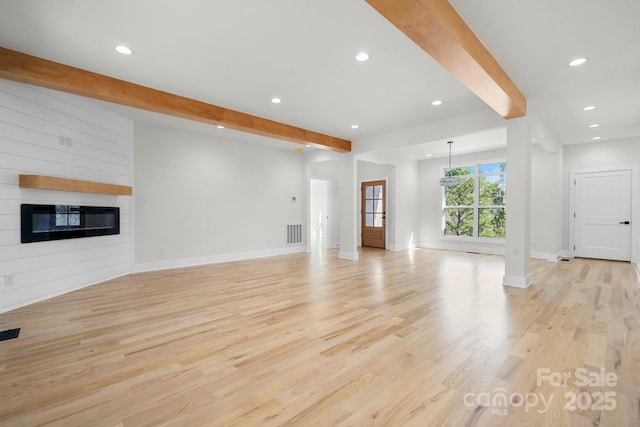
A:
<box><xmin>619</xmin><ymin>221</ymin><xmax>630</xmax><ymax>224</ymax></box>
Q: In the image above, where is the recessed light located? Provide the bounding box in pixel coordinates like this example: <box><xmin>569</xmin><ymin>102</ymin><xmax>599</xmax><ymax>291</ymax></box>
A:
<box><xmin>592</xmin><ymin>136</ymin><xmax>601</xmax><ymax>140</ymax></box>
<box><xmin>351</xmin><ymin>124</ymin><xmax>359</xmax><ymax>129</ymax></box>
<box><xmin>431</xmin><ymin>100</ymin><xmax>443</xmax><ymax>106</ymax></box>
<box><xmin>355</xmin><ymin>52</ymin><xmax>369</xmax><ymax>62</ymax></box>
<box><xmin>115</xmin><ymin>45</ymin><xmax>133</xmax><ymax>55</ymax></box>
<box><xmin>583</xmin><ymin>105</ymin><xmax>597</xmax><ymax>111</ymax></box>
<box><xmin>568</xmin><ymin>57</ymin><xmax>587</xmax><ymax>67</ymax></box>
<box><xmin>426</xmin><ymin>154</ymin><xmax>433</xmax><ymax>157</ymax></box>
<box><xmin>217</xmin><ymin>125</ymin><xmax>225</xmax><ymax>129</ymax></box>
<box><xmin>271</xmin><ymin>97</ymin><xmax>282</xmax><ymax>104</ymax></box>
<box><xmin>589</xmin><ymin>124</ymin><xmax>600</xmax><ymax>128</ymax></box>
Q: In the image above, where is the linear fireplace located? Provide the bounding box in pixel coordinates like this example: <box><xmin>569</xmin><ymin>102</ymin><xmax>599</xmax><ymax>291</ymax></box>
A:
<box><xmin>21</xmin><ymin>204</ymin><xmax>120</xmax><ymax>243</ymax></box>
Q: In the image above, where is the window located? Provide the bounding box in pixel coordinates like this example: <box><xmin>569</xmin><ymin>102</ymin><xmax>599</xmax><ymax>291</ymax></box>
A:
<box><xmin>443</xmin><ymin>162</ymin><xmax>506</xmax><ymax>239</ymax></box>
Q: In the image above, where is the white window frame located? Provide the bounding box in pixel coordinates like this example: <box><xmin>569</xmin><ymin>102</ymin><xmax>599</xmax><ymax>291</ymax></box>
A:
<box><xmin>441</xmin><ymin>160</ymin><xmax>506</xmax><ymax>241</ymax></box>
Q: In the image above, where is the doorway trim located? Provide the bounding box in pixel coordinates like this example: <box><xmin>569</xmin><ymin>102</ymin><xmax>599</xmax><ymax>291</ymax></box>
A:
<box><xmin>569</xmin><ymin>165</ymin><xmax>638</xmax><ymax>262</ymax></box>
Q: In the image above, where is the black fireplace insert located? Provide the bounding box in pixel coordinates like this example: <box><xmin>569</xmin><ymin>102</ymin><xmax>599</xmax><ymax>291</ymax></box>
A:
<box><xmin>21</xmin><ymin>204</ymin><xmax>120</xmax><ymax>243</ymax></box>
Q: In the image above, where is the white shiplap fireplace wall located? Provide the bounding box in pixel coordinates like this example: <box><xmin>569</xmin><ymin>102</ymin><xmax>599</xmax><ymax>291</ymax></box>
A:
<box><xmin>0</xmin><ymin>79</ymin><xmax>133</xmax><ymax>313</ymax></box>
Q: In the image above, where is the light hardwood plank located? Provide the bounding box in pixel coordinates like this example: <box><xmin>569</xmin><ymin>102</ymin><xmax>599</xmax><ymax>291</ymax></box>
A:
<box><xmin>1</xmin><ymin>249</ymin><xmax>639</xmax><ymax>426</ymax></box>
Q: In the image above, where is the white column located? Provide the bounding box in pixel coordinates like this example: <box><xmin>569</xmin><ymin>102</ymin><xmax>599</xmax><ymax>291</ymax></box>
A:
<box><xmin>339</xmin><ymin>153</ymin><xmax>359</xmax><ymax>260</ymax></box>
<box><xmin>503</xmin><ymin>116</ymin><xmax>532</xmax><ymax>288</ymax></box>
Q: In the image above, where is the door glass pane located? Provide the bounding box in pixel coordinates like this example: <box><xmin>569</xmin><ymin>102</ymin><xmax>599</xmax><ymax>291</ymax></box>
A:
<box><xmin>374</xmin><ymin>185</ymin><xmax>383</xmax><ymax>199</ymax></box>
<box><xmin>366</xmin><ymin>214</ymin><xmax>374</xmax><ymax>226</ymax></box>
<box><xmin>365</xmin><ymin>200</ymin><xmax>373</xmax><ymax>213</ymax></box>
<box><xmin>363</xmin><ymin>183</ymin><xmax>385</xmax><ymax>229</ymax></box>
<box><xmin>479</xmin><ymin>208</ymin><xmax>506</xmax><ymax>238</ymax></box>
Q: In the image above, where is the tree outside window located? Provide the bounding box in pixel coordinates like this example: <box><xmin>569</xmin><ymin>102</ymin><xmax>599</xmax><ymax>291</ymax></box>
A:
<box><xmin>443</xmin><ymin>162</ymin><xmax>506</xmax><ymax>238</ymax></box>
<box><xmin>444</xmin><ymin>166</ymin><xmax>475</xmax><ymax>237</ymax></box>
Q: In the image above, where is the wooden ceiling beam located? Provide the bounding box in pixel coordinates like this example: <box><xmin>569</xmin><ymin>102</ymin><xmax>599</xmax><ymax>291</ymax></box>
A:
<box><xmin>365</xmin><ymin>0</ymin><xmax>527</xmax><ymax>119</ymax></box>
<box><xmin>0</xmin><ymin>47</ymin><xmax>351</xmax><ymax>153</ymax></box>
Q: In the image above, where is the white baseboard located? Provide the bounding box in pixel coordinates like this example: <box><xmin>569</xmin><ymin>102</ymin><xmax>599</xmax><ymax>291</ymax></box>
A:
<box><xmin>419</xmin><ymin>243</ymin><xmax>561</xmax><ymax>262</ymax></box>
<box><xmin>503</xmin><ymin>273</ymin><xmax>533</xmax><ymax>288</ymax></box>
<box><xmin>559</xmin><ymin>250</ymin><xmax>573</xmax><ymax>259</ymax></box>
<box><xmin>531</xmin><ymin>251</ymin><xmax>560</xmax><ymax>262</ymax></box>
<box><xmin>387</xmin><ymin>243</ymin><xmax>412</xmax><ymax>251</ymax></box>
<box><xmin>417</xmin><ymin>242</ymin><xmax>505</xmax><ymax>256</ymax></box>
<box><xmin>134</xmin><ymin>246</ymin><xmax>307</xmax><ymax>273</ymax></box>
<box><xmin>338</xmin><ymin>251</ymin><xmax>359</xmax><ymax>261</ymax></box>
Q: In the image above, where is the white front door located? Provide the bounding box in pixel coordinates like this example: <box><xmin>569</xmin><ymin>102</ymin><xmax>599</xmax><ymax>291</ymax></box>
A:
<box><xmin>573</xmin><ymin>169</ymin><xmax>632</xmax><ymax>261</ymax></box>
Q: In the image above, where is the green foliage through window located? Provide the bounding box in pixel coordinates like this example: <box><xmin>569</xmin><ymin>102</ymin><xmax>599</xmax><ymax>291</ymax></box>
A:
<box><xmin>443</xmin><ymin>162</ymin><xmax>506</xmax><ymax>238</ymax></box>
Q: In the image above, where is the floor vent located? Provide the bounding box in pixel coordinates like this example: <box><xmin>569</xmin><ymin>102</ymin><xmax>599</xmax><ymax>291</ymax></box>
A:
<box><xmin>0</xmin><ymin>328</ymin><xmax>20</xmax><ymax>342</ymax></box>
<box><xmin>286</xmin><ymin>224</ymin><xmax>302</xmax><ymax>244</ymax></box>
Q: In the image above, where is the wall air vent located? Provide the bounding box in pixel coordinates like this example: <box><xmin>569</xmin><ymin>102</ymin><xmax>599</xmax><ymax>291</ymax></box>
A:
<box><xmin>286</xmin><ymin>224</ymin><xmax>302</xmax><ymax>244</ymax></box>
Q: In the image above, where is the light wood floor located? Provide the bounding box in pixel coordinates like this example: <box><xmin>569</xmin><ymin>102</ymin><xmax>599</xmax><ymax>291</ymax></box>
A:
<box><xmin>1</xmin><ymin>248</ymin><xmax>640</xmax><ymax>426</ymax></box>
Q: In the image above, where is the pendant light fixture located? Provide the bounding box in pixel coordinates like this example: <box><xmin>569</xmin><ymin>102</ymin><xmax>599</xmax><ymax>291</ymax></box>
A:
<box><xmin>439</xmin><ymin>140</ymin><xmax>460</xmax><ymax>187</ymax></box>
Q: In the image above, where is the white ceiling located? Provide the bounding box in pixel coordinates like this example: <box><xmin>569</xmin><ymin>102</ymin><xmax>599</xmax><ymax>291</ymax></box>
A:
<box><xmin>0</xmin><ymin>0</ymin><xmax>638</xmax><ymax>158</ymax></box>
<box><xmin>393</xmin><ymin>127</ymin><xmax>507</xmax><ymax>160</ymax></box>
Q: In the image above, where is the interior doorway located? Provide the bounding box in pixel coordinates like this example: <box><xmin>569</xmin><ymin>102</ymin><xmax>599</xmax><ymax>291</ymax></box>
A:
<box><xmin>571</xmin><ymin>168</ymin><xmax>633</xmax><ymax>261</ymax></box>
<box><xmin>310</xmin><ymin>178</ymin><xmax>330</xmax><ymax>251</ymax></box>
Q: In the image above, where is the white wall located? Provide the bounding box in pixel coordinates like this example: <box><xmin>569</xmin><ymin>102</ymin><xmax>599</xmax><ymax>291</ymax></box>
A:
<box><xmin>531</xmin><ymin>143</ymin><xmax>563</xmax><ymax>260</ymax></box>
<box><xmin>134</xmin><ymin>123</ymin><xmax>306</xmax><ymax>271</ymax></box>
<box><xmin>392</xmin><ymin>156</ymin><xmax>419</xmax><ymax>251</ymax></box>
<box><xmin>562</xmin><ymin>137</ymin><xmax>640</xmax><ymax>257</ymax></box>
<box><xmin>0</xmin><ymin>80</ymin><xmax>133</xmax><ymax>313</ymax></box>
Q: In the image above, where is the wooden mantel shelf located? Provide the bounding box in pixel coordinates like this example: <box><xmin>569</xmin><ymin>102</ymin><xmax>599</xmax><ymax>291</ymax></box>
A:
<box><xmin>19</xmin><ymin>175</ymin><xmax>133</xmax><ymax>196</ymax></box>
